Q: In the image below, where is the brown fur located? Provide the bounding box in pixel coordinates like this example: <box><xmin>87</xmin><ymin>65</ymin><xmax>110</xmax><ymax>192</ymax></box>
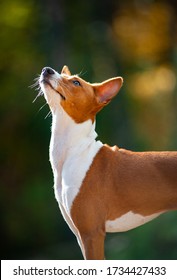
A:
<box><xmin>71</xmin><ymin>145</ymin><xmax>177</xmax><ymax>259</ymax></box>
<box><xmin>55</xmin><ymin>66</ymin><xmax>123</xmax><ymax>123</ymax></box>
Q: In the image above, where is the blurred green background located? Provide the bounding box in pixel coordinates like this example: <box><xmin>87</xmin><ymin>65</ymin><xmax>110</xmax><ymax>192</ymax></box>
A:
<box><xmin>1</xmin><ymin>0</ymin><xmax>177</xmax><ymax>260</ymax></box>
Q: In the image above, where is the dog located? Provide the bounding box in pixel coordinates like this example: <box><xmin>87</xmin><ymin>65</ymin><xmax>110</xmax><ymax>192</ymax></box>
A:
<box><xmin>38</xmin><ymin>65</ymin><xmax>177</xmax><ymax>259</ymax></box>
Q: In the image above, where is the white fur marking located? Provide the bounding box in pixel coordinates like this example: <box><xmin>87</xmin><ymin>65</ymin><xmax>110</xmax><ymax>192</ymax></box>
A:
<box><xmin>106</xmin><ymin>211</ymin><xmax>160</xmax><ymax>232</ymax></box>
<box><xmin>51</xmin><ymin>110</ymin><xmax>103</xmax><ymax>214</ymax></box>
<box><xmin>40</xmin><ymin>69</ymin><xmax>103</xmax><ymax>216</ymax></box>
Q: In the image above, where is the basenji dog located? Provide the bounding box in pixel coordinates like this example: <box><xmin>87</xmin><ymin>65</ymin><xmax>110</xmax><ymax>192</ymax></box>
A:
<box><xmin>38</xmin><ymin>65</ymin><xmax>177</xmax><ymax>260</ymax></box>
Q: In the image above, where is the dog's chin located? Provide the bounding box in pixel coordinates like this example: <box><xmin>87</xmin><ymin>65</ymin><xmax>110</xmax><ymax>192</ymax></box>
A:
<box><xmin>40</xmin><ymin>80</ymin><xmax>65</xmax><ymax>101</ymax></box>
<box><xmin>39</xmin><ymin>83</ymin><xmax>64</xmax><ymax>111</ymax></box>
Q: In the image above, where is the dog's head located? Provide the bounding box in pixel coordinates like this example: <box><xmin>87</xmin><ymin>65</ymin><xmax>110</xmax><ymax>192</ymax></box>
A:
<box><xmin>39</xmin><ymin>66</ymin><xmax>123</xmax><ymax>123</ymax></box>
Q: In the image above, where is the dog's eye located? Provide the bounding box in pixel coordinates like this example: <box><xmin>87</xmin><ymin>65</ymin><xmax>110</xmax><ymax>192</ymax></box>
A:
<box><xmin>72</xmin><ymin>80</ymin><xmax>81</xmax><ymax>86</ymax></box>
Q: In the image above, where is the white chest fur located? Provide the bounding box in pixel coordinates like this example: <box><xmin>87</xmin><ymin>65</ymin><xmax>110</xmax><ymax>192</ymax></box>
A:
<box><xmin>50</xmin><ymin>108</ymin><xmax>103</xmax><ymax>215</ymax></box>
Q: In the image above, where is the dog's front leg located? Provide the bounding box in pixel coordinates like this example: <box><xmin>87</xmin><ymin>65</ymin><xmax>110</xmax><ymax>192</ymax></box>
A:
<box><xmin>59</xmin><ymin>203</ymin><xmax>85</xmax><ymax>256</ymax></box>
<box><xmin>79</xmin><ymin>229</ymin><xmax>106</xmax><ymax>260</ymax></box>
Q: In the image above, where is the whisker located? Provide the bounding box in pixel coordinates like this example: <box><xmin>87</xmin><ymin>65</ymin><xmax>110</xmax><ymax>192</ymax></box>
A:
<box><xmin>77</xmin><ymin>69</ymin><xmax>87</xmax><ymax>77</ymax></box>
<box><xmin>45</xmin><ymin>111</ymin><xmax>52</xmax><ymax>119</ymax></box>
<box><xmin>32</xmin><ymin>90</ymin><xmax>43</xmax><ymax>103</ymax></box>
<box><xmin>29</xmin><ymin>76</ymin><xmax>40</xmax><ymax>89</ymax></box>
<box><xmin>38</xmin><ymin>102</ymin><xmax>48</xmax><ymax>112</ymax></box>
<box><xmin>31</xmin><ymin>75</ymin><xmax>43</xmax><ymax>103</ymax></box>
<box><xmin>33</xmin><ymin>101</ymin><xmax>49</xmax><ymax>119</ymax></box>
<box><xmin>30</xmin><ymin>81</ymin><xmax>38</xmax><ymax>89</ymax></box>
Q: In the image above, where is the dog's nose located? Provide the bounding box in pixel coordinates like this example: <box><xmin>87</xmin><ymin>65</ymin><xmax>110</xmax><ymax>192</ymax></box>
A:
<box><xmin>42</xmin><ymin>67</ymin><xmax>55</xmax><ymax>76</ymax></box>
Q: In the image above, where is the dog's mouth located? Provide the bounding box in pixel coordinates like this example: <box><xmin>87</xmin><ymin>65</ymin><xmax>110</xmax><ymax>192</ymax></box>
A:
<box><xmin>41</xmin><ymin>79</ymin><xmax>66</xmax><ymax>100</ymax></box>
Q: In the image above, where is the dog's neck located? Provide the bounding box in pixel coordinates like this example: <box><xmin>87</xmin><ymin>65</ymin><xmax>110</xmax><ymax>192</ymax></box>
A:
<box><xmin>50</xmin><ymin>106</ymin><xmax>103</xmax><ymax>209</ymax></box>
<box><xmin>50</xmin><ymin>106</ymin><xmax>101</xmax><ymax>172</ymax></box>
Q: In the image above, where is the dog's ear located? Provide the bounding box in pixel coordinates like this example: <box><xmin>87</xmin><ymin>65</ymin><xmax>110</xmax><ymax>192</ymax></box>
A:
<box><xmin>61</xmin><ymin>65</ymin><xmax>71</xmax><ymax>76</ymax></box>
<box><xmin>94</xmin><ymin>77</ymin><xmax>123</xmax><ymax>104</ymax></box>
